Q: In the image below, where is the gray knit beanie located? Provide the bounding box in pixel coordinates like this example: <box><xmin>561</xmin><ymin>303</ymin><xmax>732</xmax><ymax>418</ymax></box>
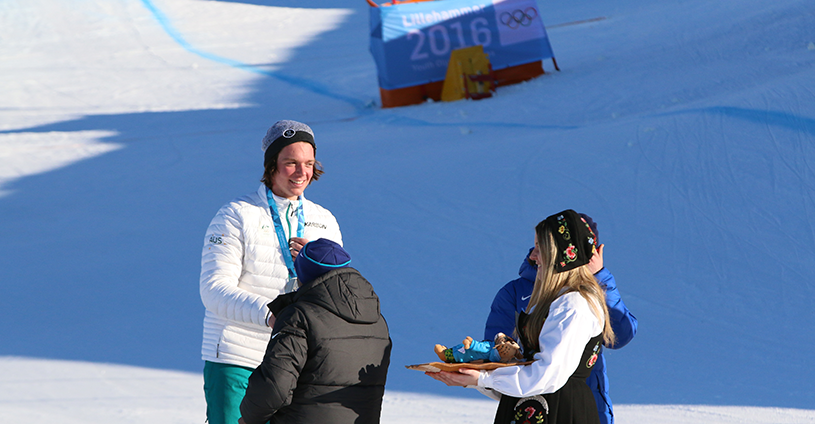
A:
<box><xmin>261</xmin><ymin>120</ymin><xmax>315</xmax><ymax>167</ymax></box>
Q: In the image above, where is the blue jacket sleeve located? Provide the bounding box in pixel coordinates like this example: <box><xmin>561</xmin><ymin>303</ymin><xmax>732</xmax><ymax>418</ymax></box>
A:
<box><xmin>484</xmin><ymin>281</ymin><xmax>518</xmax><ymax>341</ymax></box>
<box><xmin>595</xmin><ymin>268</ymin><xmax>638</xmax><ymax>349</ymax></box>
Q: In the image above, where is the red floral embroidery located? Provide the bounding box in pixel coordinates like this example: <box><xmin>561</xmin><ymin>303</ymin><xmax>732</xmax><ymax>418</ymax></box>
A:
<box><xmin>565</xmin><ymin>245</ymin><xmax>577</xmax><ymax>260</ymax></box>
<box><xmin>525</xmin><ymin>406</ymin><xmax>536</xmax><ymax>419</ymax></box>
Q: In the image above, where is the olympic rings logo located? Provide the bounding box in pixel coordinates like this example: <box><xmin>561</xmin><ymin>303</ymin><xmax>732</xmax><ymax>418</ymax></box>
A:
<box><xmin>499</xmin><ymin>7</ymin><xmax>538</xmax><ymax>29</ymax></box>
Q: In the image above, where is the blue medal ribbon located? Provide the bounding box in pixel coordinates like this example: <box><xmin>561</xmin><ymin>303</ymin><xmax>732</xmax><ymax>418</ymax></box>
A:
<box><xmin>266</xmin><ymin>187</ymin><xmax>305</xmax><ymax>279</ymax></box>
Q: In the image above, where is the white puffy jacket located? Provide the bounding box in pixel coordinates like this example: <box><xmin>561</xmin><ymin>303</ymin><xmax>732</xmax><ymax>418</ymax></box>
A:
<box><xmin>200</xmin><ymin>184</ymin><xmax>342</xmax><ymax>368</ymax></box>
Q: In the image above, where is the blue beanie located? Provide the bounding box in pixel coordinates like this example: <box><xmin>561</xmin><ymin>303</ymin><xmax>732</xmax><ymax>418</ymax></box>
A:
<box><xmin>294</xmin><ymin>238</ymin><xmax>352</xmax><ymax>285</ymax></box>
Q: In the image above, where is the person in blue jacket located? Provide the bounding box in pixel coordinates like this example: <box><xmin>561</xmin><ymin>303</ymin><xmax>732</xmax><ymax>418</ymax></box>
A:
<box><xmin>483</xmin><ymin>214</ymin><xmax>637</xmax><ymax>424</ymax></box>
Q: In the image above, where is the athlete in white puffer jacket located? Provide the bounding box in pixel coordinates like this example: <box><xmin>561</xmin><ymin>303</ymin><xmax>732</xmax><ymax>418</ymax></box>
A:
<box><xmin>200</xmin><ymin>120</ymin><xmax>342</xmax><ymax>424</ymax></box>
<box><xmin>200</xmin><ymin>184</ymin><xmax>341</xmax><ymax>366</ymax></box>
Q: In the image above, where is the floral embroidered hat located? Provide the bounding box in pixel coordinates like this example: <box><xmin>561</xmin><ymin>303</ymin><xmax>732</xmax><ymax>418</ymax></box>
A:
<box><xmin>542</xmin><ymin>209</ymin><xmax>598</xmax><ymax>273</ymax></box>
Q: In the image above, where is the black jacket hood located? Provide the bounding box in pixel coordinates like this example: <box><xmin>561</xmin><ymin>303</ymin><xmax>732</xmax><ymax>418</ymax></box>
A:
<box><xmin>287</xmin><ymin>267</ymin><xmax>381</xmax><ymax>324</ymax></box>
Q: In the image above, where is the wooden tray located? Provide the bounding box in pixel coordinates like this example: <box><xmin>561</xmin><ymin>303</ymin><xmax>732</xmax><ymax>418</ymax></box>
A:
<box><xmin>406</xmin><ymin>361</ymin><xmax>533</xmax><ymax>373</ymax></box>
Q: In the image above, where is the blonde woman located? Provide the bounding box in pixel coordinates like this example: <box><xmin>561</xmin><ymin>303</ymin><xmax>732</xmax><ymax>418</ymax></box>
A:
<box><xmin>428</xmin><ymin>209</ymin><xmax>615</xmax><ymax>424</ymax></box>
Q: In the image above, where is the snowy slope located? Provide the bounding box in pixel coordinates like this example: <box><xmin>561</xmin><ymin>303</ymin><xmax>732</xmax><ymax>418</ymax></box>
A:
<box><xmin>1</xmin><ymin>0</ymin><xmax>814</xmax><ymax>420</ymax></box>
<box><xmin>1</xmin><ymin>357</ymin><xmax>812</xmax><ymax>424</ymax></box>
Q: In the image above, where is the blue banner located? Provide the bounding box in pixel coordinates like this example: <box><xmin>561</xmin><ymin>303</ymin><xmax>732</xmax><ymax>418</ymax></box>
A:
<box><xmin>370</xmin><ymin>0</ymin><xmax>554</xmax><ymax>90</ymax></box>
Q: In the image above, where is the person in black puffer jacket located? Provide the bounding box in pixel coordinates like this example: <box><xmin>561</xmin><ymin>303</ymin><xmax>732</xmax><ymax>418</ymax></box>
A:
<box><xmin>239</xmin><ymin>238</ymin><xmax>392</xmax><ymax>424</ymax></box>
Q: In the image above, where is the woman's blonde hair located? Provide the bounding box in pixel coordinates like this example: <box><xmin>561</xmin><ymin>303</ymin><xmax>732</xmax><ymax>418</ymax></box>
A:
<box><xmin>522</xmin><ymin>220</ymin><xmax>616</xmax><ymax>350</ymax></box>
